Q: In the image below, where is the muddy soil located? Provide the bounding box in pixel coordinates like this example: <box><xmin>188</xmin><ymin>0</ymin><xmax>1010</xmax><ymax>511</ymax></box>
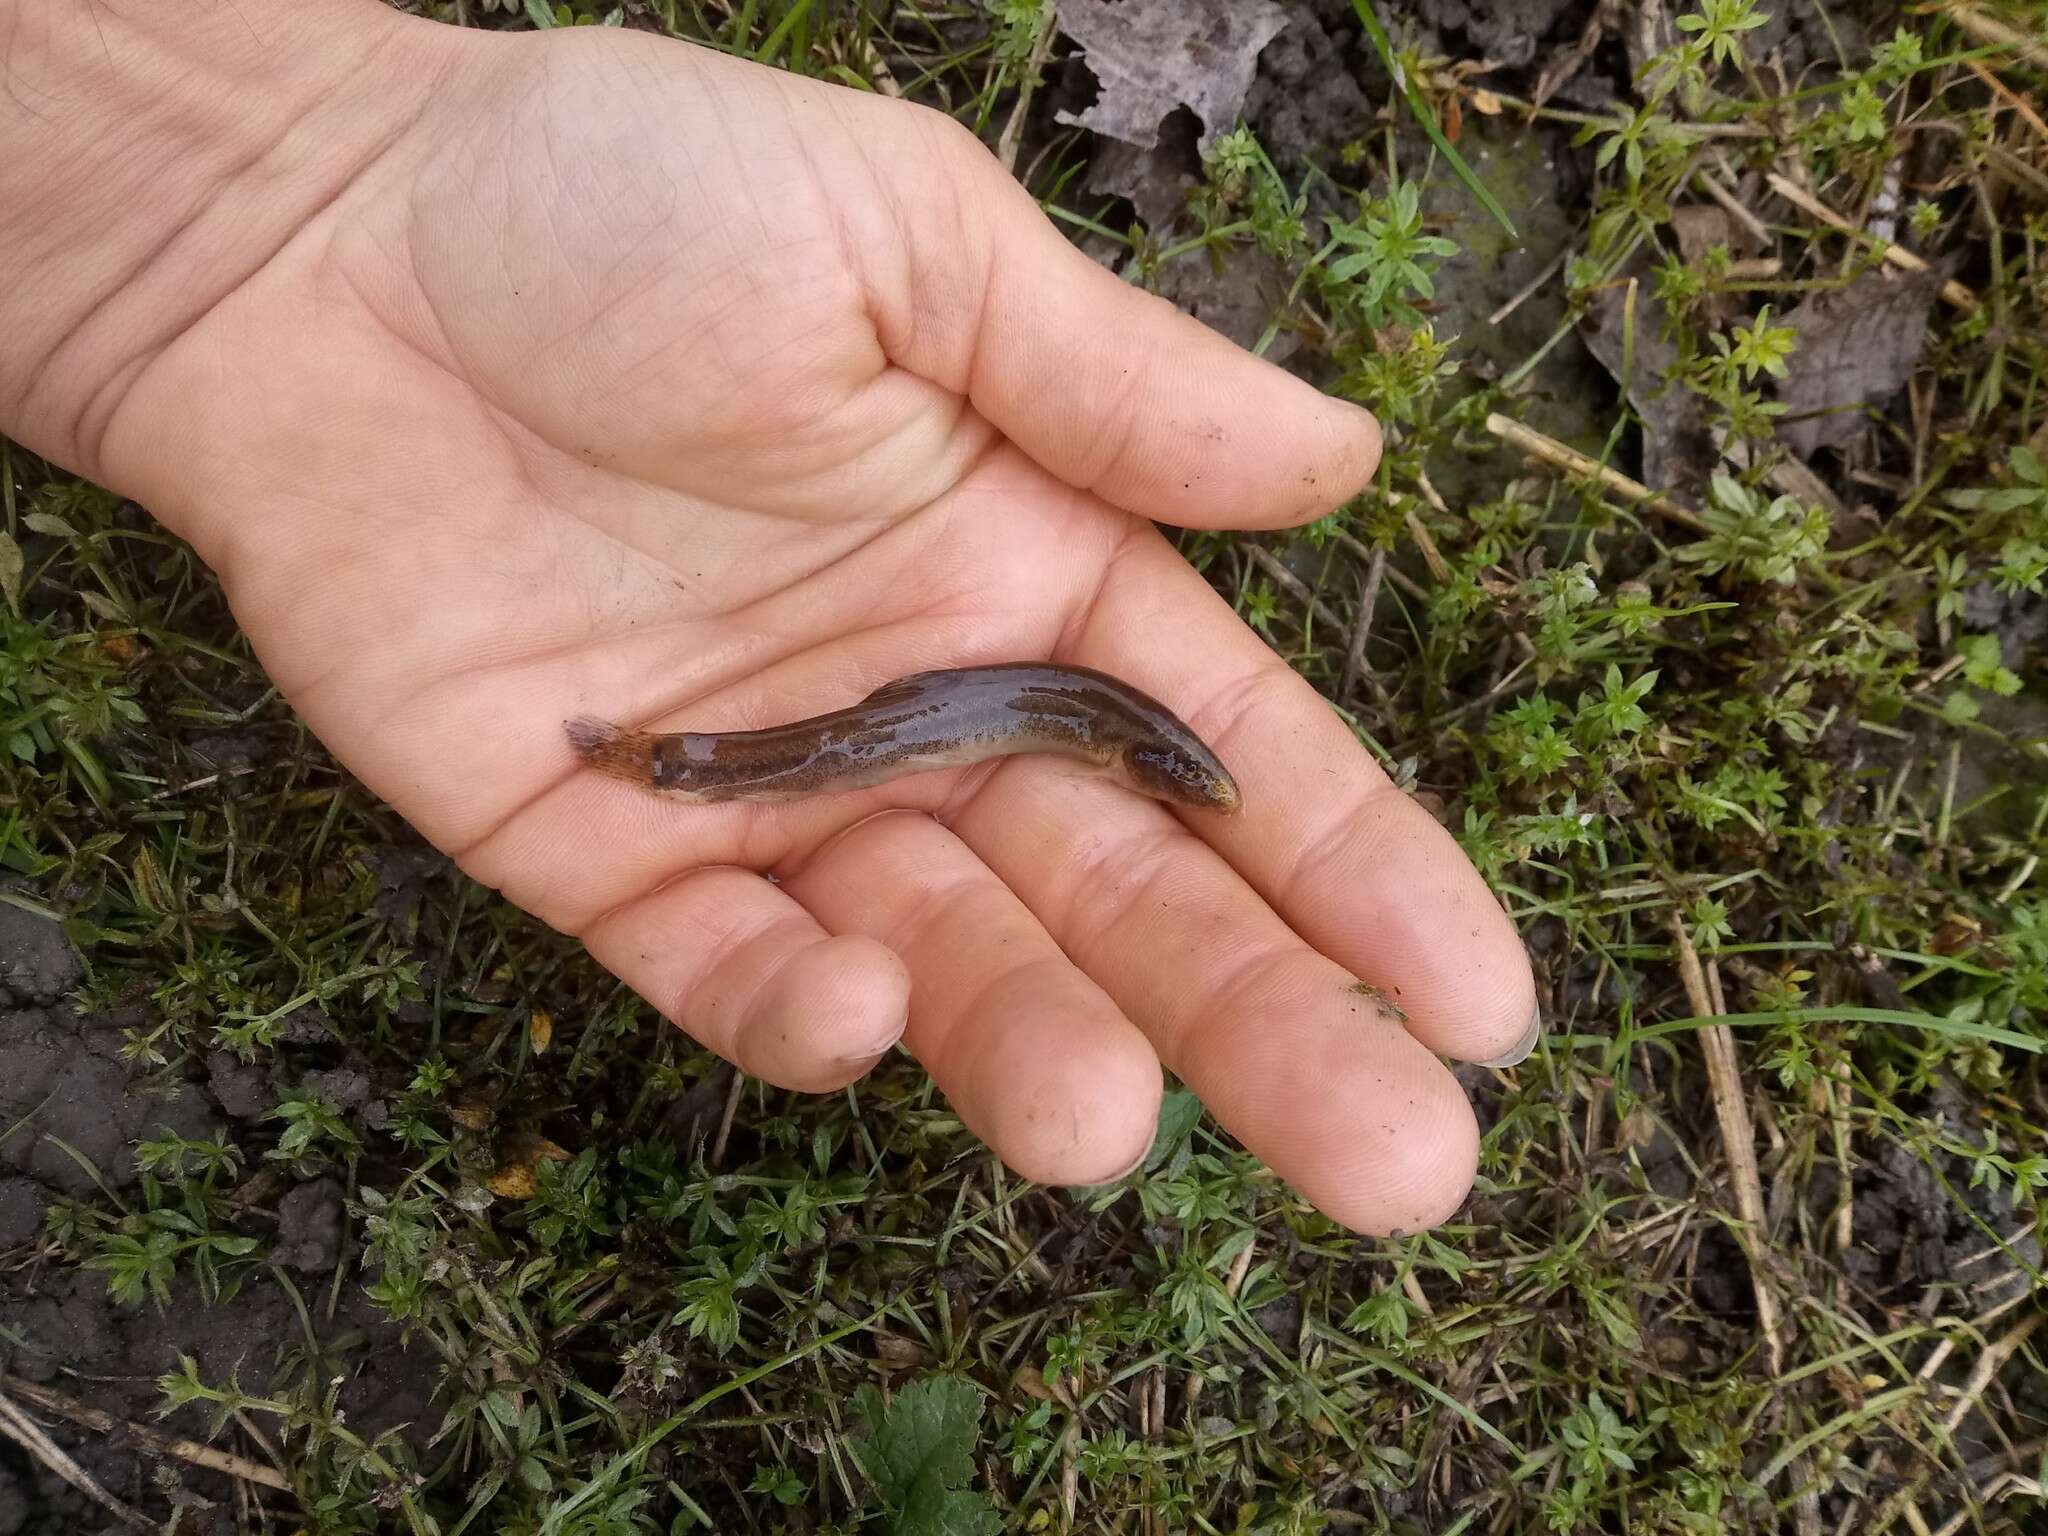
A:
<box><xmin>0</xmin><ymin>906</ymin><xmax>436</xmax><ymax>1534</ymax></box>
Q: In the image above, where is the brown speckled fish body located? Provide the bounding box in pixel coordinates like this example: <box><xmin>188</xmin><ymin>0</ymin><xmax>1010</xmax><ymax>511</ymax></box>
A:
<box><xmin>566</xmin><ymin>664</ymin><xmax>1240</xmax><ymax>813</ymax></box>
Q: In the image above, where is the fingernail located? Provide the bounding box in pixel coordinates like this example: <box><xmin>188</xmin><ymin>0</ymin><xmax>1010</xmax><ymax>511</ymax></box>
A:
<box><xmin>1068</xmin><ymin>1140</ymin><xmax>1150</xmax><ymax>1194</ymax></box>
<box><xmin>1476</xmin><ymin>1005</ymin><xmax>1543</xmax><ymax>1069</ymax></box>
<box><xmin>837</xmin><ymin>1010</ymin><xmax>909</xmax><ymax>1071</ymax></box>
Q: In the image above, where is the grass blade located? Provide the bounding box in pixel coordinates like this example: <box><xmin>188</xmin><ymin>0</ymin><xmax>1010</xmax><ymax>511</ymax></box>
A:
<box><xmin>1347</xmin><ymin>0</ymin><xmax>1518</xmax><ymax>241</ymax></box>
<box><xmin>1639</xmin><ymin>1006</ymin><xmax>2042</xmax><ymax>1053</ymax></box>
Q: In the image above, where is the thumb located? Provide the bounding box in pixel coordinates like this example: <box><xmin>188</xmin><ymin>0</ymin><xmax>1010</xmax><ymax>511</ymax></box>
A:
<box><xmin>855</xmin><ymin>105</ymin><xmax>1382</xmax><ymax>531</ymax></box>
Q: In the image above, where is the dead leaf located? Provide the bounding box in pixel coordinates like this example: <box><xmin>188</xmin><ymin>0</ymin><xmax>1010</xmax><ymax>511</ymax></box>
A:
<box><xmin>1577</xmin><ymin>255</ymin><xmax>1719</xmax><ymax>497</ymax></box>
<box><xmin>1614</xmin><ymin>1104</ymin><xmax>1660</xmax><ymax>1152</ymax></box>
<box><xmin>528</xmin><ymin>1008</ymin><xmax>553</xmax><ymax>1056</ymax></box>
<box><xmin>449</xmin><ymin>1090</ymin><xmax>495</xmax><ymax>1132</ymax></box>
<box><xmin>1054</xmin><ymin>0</ymin><xmax>1289</xmax><ymax>153</ymax></box>
<box><xmin>484</xmin><ymin>1133</ymin><xmax>570</xmax><ymax>1199</ymax></box>
<box><xmin>1013</xmin><ymin>1364</ymin><xmax>1053</xmax><ymax>1402</ymax></box>
<box><xmin>1774</xmin><ymin>271</ymin><xmax>1941</xmax><ymax>459</ymax></box>
<box><xmin>870</xmin><ymin>1331</ymin><xmax>935</xmax><ymax>1371</ymax></box>
<box><xmin>1670</xmin><ymin>203</ymin><xmax>1736</xmax><ymax>264</ymax></box>
<box><xmin>484</xmin><ymin>1163</ymin><xmax>536</xmax><ymax>1199</ymax></box>
<box><xmin>1083</xmin><ymin>129</ymin><xmax>1201</xmax><ymax>236</ymax></box>
<box><xmin>0</xmin><ymin>531</ymin><xmax>20</xmax><ymax>608</ymax></box>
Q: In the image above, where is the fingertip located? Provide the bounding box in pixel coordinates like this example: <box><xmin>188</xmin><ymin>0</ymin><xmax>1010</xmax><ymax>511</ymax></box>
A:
<box><xmin>970</xmin><ymin>1013</ymin><xmax>1162</xmax><ymax>1188</ymax></box>
<box><xmin>1281</xmin><ymin>391</ymin><xmax>1384</xmax><ymax>525</ymax></box>
<box><xmin>1323</xmin><ymin>1066</ymin><xmax>1479</xmax><ymax>1236</ymax></box>
<box><xmin>745</xmin><ymin>933</ymin><xmax>912</xmax><ymax>1090</ymax></box>
<box><xmin>1474</xmin><ymin>1002</ymin><xmax>1544</xmax><ymax>1069</ymax></box>
<box><xmin>1252</xmin><ymin>1026</ymin><xmax>1480</xmax><ymax>1237</ymax></box>
<box><xmin>1439</xmin><ymin>915</ymin><xmax>1539</xmax><ymax>1067</ymax></box>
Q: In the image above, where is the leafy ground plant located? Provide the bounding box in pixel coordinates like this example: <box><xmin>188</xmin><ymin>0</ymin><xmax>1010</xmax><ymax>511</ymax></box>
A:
<box><xmin>2</xmin><ymin>1</ymin><xmax>2045</xmax><ymax>1534</ymax></box>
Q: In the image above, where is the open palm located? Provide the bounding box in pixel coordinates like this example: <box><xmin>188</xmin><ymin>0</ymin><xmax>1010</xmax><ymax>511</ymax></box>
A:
<box><xmin>89</xmin><ymin>16</ymin><xmax>1535</xmax><ymax>1232</ymax></box>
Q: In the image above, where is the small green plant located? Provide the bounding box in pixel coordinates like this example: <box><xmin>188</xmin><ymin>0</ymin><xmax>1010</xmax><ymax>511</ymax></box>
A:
<box><xmin>1321</xmin><ymin>181</ymin><xmax>1460</xmax><ymax>329</ymax></box>
<box><xmin>265</xmin><ymin>1089</ymin><xmax>362</xmax><ymax>1176</ymax></box>
<box><xmin>850</xmin><ymin>1377</ymin><xmax>1000</xmax><ymax>1536</ymax></box>
<box><xmin>1678</xmin><ymin>475</ymin><xmax>1830</xmax><ymax>585</ymax></box>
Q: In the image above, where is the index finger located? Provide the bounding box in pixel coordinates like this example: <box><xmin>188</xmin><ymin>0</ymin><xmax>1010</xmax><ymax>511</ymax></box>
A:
<box><xmin>1065</xmin><ymin>530</ymin><xmax>1538</xmax><ymax>1066</ymax></box>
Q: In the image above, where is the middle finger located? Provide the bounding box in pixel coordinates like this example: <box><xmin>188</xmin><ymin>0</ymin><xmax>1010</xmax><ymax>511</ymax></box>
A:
<box><xmin>948</xmin><ymin>755</ymin><xmax>1480</xmax><ymax>1236</ymax></box>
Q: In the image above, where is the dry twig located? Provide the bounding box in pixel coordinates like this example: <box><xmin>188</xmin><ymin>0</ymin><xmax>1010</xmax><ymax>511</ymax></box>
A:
<box><xmin>1762</xmin><ymin>173</ymin><xmax>1978</xmax><ymax>311</ymax></box>
<box><xmin>1338</xmin><ymin>548</ymin><xmax>1387</xmax><ymax>704</ymax></box>
<box><xmin>0</xmin><ymin>1373</ymin><xmax>290</xmax><ymax>1491</ymax></box>
<box><xmin>997</xmin><ymin>7</ymin><xmax>1060</xmax><ymax>172</ymax></box>
<box><xmin>1485</xmin><ymin>414</ymin><xmax>1709</xmax><ymax>533</ymax></box>
<box><xmin>1666</xmin><ymin>913</ymin><xmax>1785</xmax><ymax>1375</ymax></box>
<box><xmin>0</xmin><ymin>1387</ymin><xmax>153</xmax><ymax>1531</ymax></box>
<box><xmin>1943</xmin><ymin>1</ymin><xmax>2048</xmax><ymax>71</ymax></box>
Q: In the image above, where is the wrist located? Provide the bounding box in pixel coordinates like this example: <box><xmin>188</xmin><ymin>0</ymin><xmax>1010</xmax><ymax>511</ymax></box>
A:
<box><xmin>0</xmin><ymin>0</ymin><xmax>450</xmax><ymax>484</ymax></box>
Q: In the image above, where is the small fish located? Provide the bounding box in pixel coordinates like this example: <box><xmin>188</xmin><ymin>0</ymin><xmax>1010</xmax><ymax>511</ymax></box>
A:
<box><xmin>566</xmin><ymin>663</ymin><xmax>1241</xmax><ymax>813</ymax></box>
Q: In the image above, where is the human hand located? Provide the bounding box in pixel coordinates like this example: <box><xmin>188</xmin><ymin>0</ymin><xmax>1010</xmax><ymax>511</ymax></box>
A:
<box><xmin>0</xmin><ymin>0</ymin><xmax>1536</xmax><ymax>1233</ymax></box>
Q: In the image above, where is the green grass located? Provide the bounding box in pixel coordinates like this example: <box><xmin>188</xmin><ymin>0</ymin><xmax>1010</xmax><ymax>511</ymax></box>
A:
<box><xmin>4</xmin><ymin>1</ymin><xmax>2046</xmax><ymax>1533</ymax></box>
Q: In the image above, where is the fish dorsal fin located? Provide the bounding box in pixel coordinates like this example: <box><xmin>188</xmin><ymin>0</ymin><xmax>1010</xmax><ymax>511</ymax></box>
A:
<box><xmin>856</xmin><ymin>671</ymin><xmax>945</xmax><ymax>707</ymax></box>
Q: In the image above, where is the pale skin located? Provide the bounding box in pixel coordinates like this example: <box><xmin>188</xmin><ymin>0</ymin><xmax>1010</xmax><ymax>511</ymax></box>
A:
<box><xmin>0</xmin><ymin>0</ymin><xmax>1538</xmax><ymax>1234</ymax></box>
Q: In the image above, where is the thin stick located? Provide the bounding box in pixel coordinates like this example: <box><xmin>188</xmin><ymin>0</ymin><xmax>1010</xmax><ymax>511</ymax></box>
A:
<box><xmin>1762</xmin><ymin>173</ymin><xmax>1978</xmax><ymax>310</ymax></box>
<box><xmin>710</xmin><ymin>1068</ymin><xmax>744</xmax><ymax>1168</ymax></box>
<box><xmin>1401</xmin><ymin>1268</ymin><xmax>1435</xmax><ymax>1317</ymax></box>
<box><xmin>1339</xmin><ymin>549</ymin><xmax>1387</xmax><ymax>703</ymax></box>
<box><xmin>1487</xmin><ymin>248</ymin><xmax>1570</xmax><ymax>326</ymax></box>
<box><xmin>1959</xmin><ymin>55</ymin><xmax>2048</xmax><ymax>143</ymax></box>
<box><xmin>1667</xmin><ymin>913</ymin><xmax>1785</xmax><ymax>1376</ymax></box>
<box><xmin>1336</xmin><ymin>529</ymin><xmax>1429</xmax><ymax>601</ymax></box>
<box><xmin>1402</xmin><ymin>506</ymin><xmax>1451</xmax><ymax>584</ymax></box>
<box><xmin>0</xmin><ymin>1388</ymin><xmax>153</xmax><ymax>1530</ymax></box>
<box><xmin>1940</xmin><ymin>1310</ymin><xmax>2042</xmax><ymax>1435</ymax></box>
<box><xmin>1240</xmin><ymin>542</ymin><xmax>1347</xmax><ymax>633</ymax></box>
<box><xmin>996</xmin><ymin>6</ymin><xmax>1059</xmax><ymax>173</ymax></box>
<box><xmin>1943</xmin><ymin>1</ymin><xmax>2048</xmax><ymax>71</ymax></box>
<box><xmin>1696</xmin><ymin>166</ymin><xmax>1773</xmax><ymax>246</ymax></box>
<box><xmin>1485</xmin><ymin>413</ymin><xmax>1709</xmax><ymax>533</ymax></box>
<box><xmin>0</xmin><ymin>1374</ymin><xmax>291</xmax><ymax>1491</ymax></box>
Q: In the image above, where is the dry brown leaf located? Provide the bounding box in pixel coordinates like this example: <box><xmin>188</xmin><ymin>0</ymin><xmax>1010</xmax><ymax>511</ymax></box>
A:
<box><xmin>1774</xmin><ymin>270</ymin><xmax>1942</xmax><ymax>459</ymax></box>
<box><xmin>1577</xmin><ymin>255</ymin><xmax>1718</xmax><ymax>497</ymax></box>
<box><xmin>870</xmin><ymin>1331</ymin><xmax>935</xmax><ymax>1371</ymax></box>
<box><xmin>484</xmin><ymin>1133</ymin><xmax>570</xmax><ymax>1200</ymax></box>
<box><xmin>484</xmin><ymin>1163</ymin><xmax>537</xmax><ymax>1199</ymax></box>
<box><xmin>449</xmin><ymin>1102</ymin><xmax>493</xmax><ymax>1131</ymax></box>
<box><xmin>1054</xmin><ymin>0</ymin><xmax>1289</xmax><ymax>153</ymax></box>
<box><xmin>528</xmin><ymin>1008</ymin><xmax>553</xmax><ymax>1056</ymax></box>
<box><xmin>1670</xmin><ymin>203</ymin><xmax>1737</xmax><ymax>264</ymax></box>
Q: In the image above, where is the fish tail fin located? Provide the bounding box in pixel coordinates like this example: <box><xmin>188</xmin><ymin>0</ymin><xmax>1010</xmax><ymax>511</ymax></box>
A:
<box><xmin>566</xmin><ymin>716</ymin><xmax>658</xmax><ymax>785</ymax></box>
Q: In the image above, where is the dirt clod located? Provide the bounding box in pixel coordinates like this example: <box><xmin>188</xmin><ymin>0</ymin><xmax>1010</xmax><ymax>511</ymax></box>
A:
<box><xmin>0</xmin><ymin>1005</ymin><xmax>220</xmax><ymax>1196</ymax></box>
<box><xmin>0</xmin><ymin>904</ymin><xmax>81</xmax><ymax>1008</ymax></box>
<box><xmin>1409</xmin><ymin>0</ymin><xmax>1577</xmax><ymax>69</ymax></box>
<box><xmin>274</xmin><ymin>1177</ymin><xmax>347</xmax><ymax>1273</ymax></box>
<box><xmin>206</xmin><ymin>1048</ymin><xmax>274</xmax><ymax>1121</ymax></box>
<box><xmin>0</xmin><ymin>1176</ymin><xmax>44</xmax><ymax>1247</ymax></box>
